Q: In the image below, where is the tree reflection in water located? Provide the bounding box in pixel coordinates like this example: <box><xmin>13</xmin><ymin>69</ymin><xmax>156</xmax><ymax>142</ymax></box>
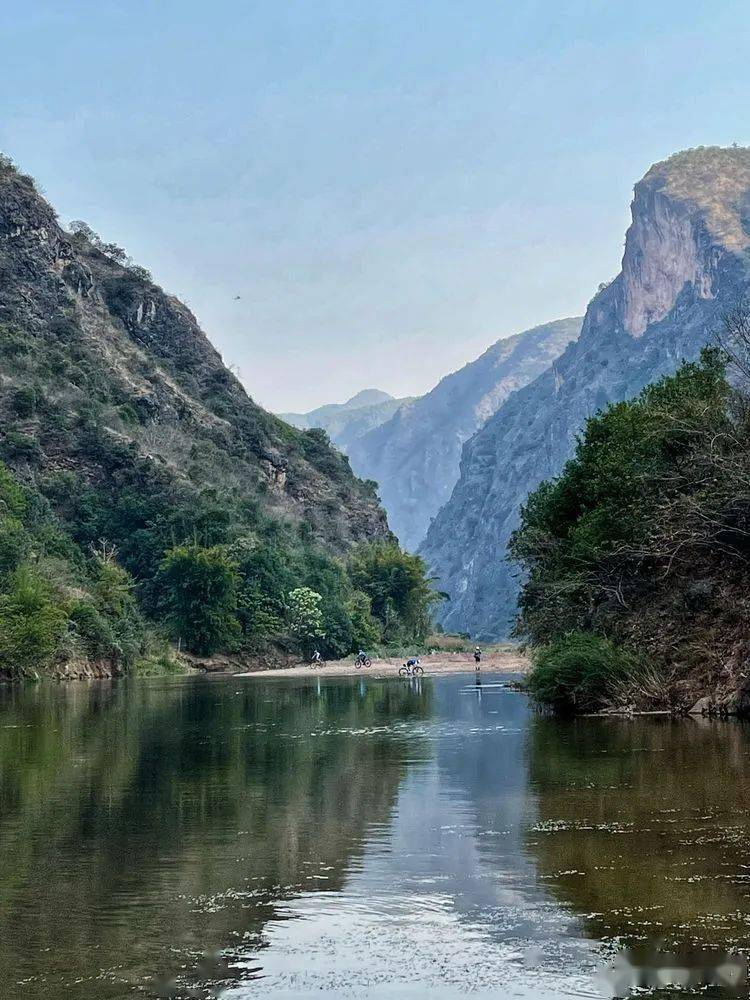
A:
<box><xmin>0</xmin><ymin>675</ymin><xmax>431</xmax><ymax>999</ymax></box>
<box><xmin>525</xmin><ymin>714</ymin><xmax>750</xmax><ymax>955</ymax></box>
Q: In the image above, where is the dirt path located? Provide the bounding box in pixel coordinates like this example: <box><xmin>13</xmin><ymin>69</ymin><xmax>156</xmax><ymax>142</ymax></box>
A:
<box><xmin>237</xmin><ymin>649</ymin><xmax>529</xmax><ymax>679</ymax></box>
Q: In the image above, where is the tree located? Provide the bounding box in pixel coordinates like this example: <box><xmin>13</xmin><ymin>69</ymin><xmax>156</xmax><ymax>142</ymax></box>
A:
<box><xmin>0</xmin><ymin>566</ymin><xmax>68</xmax><ymax>676</ymax></box>
<box><xmin>158</xmin><ymin>544</ymin><xmax>240</xmax><ymax>655</ymax></box>
<box><xmin>345</xmin><ymin>591</ymin><xmax>382</xmax><ymax>650</ymax></box>
<box><xmin>286</xmin><ymin>587</ymin><xmax>325</xmax><ymax>656</ymax></box>
<box><xmin>347</xmin><ymin>543</ymin><xmax>439</xmax><ymax>643</ymax></box>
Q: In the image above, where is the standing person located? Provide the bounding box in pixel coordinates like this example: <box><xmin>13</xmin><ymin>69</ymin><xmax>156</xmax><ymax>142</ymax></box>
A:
<box><xmin>474</xmin><ymin>646</ymin><xmax>482</xmax><ymax>670</ymax></box>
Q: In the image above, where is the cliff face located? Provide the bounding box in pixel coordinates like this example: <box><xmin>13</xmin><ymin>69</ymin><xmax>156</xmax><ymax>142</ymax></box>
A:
<box><xmin>280</xmin><ymin>389</ymin><xmax>413</xmax><ymax>454</ymax></box>
<box><xmin>0</xmin><ymin>161</ymin><xmax>391</xmax><ymax>552</ymax></box>
<box><xmin>421</xmin><ymin>147</ymin><xmax>750</xmax><ymax>639</ymax></box>
<box><xmin>347</xmin><ymin>318</ymin><xmax>580</xmax><ymax>551</ymax></box>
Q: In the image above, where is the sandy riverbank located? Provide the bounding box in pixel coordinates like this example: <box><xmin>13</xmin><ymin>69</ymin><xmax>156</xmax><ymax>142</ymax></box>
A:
<box><xmin>237</xmin><ymin>648</ymin><xmax>529</xmax><ymax>679</ymax></box>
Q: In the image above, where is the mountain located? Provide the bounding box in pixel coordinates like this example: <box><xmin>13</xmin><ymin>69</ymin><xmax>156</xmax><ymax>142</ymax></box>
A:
<box><xmin>347</xmin><ymin>318</ymin><xmax>581</xmax><ymax>550</ymax></box>
<box><xmin>280</xmin><ymin>389</ymin><xmax>413</xmax><ymax>453</ymax></box>
<box><xmin>0</xmin><ymin>155</ymin><xmax>409</xmax><ymax>675</ymax></box>
<box><xmin>420</xmin><ymin>146</ymin><xmax>750</xmax><ymax>639</ymax></box>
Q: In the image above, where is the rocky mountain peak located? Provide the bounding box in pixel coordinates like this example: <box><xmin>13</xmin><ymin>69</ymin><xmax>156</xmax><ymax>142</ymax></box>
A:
<box><xmin>343</xmin><ymin>389</ymin><xmax>394</xmax><ymax>409</ymax></box>
<box><xmin>421</xmin><ymin>147</ymin><xmax>750</xmax><ymax>639</ymax></box>
<box><xmin>620</xmin><ymin>146</ymin><xmax>750</xmax><ymax>338</ymax></box>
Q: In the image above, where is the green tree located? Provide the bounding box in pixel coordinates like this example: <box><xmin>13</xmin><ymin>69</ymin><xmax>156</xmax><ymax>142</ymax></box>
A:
<box><xmin>286</xmin><ymin>586</ymin><xmax>325</xmax><ymax>656</ymax></box>
<box><xmin>345</xmin><ymin>590</ymin><xmax>382</xmax><ymax>650</ymax></box>
<box><xmin>511</xmin><ymin>350</ymin><xmax>730</xmax><ymax>647</ymax></box>
<box><xmin>348</xmin><ymin>542</ymin><xmax>439</xmax><ymax>643</ymax></box>
<box><xmin>0</xmin><ymin>566</ymin><xmax>68</xmax><ymax>676</ymax></box>
<box><xmin>158</xmin><ymin>544</ymin><xmax>240</xmax><ymax>655</ymax></box>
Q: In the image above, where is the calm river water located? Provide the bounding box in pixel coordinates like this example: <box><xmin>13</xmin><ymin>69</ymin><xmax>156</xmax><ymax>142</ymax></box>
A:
<box><xmin>1</xmin><ymin>672</ymin><xmax>749</xmax><ymax>999</ymax></box>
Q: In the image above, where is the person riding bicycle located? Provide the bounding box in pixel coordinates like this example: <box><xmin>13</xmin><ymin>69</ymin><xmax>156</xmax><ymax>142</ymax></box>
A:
<box><xmin>474</xmin><ymin>646</ymin><xmax>482</xmax><ymax>665</ymax></box>
<box><xmin>311</xmin><ymin>649</ymin><xmax>322</xmax><ymax>665</ymax></box>
<box><xmin>356</xmin><ymin>649</ymin><xmax>368</xmax><ymax>664</ymax></box>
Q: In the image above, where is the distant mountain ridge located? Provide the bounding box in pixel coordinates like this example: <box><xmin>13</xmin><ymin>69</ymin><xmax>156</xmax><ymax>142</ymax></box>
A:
<box><xmin>420</xmin><ymin>146</ymin><xmax>750</xmax><ymax>639</ymax></box>
<box><xmin>347</xmin><ymin>318</ymin><xmax>581</xmax><ymax>550</ymax></box>
<box><xmin>280</xmin><ymin>389</ymin><xmax>414</xmax><ymax>453</ymax></box>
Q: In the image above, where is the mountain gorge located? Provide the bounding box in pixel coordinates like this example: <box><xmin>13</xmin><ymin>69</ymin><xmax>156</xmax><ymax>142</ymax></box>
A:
<box><xmin>347</xmin><ymin>318</ymin><xmax>581</xmax><ymax>550</ymax></box>
<box><xmin>421</xmin><ymin>147</ymin><xmax>750</xmax><ymax>639</ymax></box>
<box><xmin>280</xmin><ymin>389</ymin><xmax>413</xmax><ymax>453</ymax></box>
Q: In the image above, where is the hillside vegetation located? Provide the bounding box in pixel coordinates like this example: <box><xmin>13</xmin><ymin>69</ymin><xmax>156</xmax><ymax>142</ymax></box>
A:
<box><xmin>0</xmin><ymin>156</ymin><xmax>437</xmax><ymax>676</ymax></box>
<box><xmin>511</xmin><ymin>323</ymin><xmax>750</xmax><ymax>713</ymax></box>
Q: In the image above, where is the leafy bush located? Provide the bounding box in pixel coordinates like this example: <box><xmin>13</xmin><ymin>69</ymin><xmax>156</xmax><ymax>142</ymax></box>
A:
<box><xmin>10</xmin><ymin>387</ymin><xmax>36</xmax><ymax>418</ymax></box>
<box><xmin>0</xmin><ymin>517</ymin><xmax>30</xmax><ymax>575</ymax></box>
<box><xmin>68</xmin><ymin>600</ymin><xmax>117</xmax><ymax>660</ymax></box>
<box><xmin>345</xmin><ymin>591</ymin><xmax>382</xmax><ymax>650</ymax></box>
<box><xmin>511</xmin><ymin>350</ymin><xmax>732</xmax><ymax>646</ymax></box>
<box><xmin>528</xmin><ymin>632</ymin><xmax>641</xmax><ymax>713</ymax></box>
<box><xmin>1</xmin><ymin>431</ymin><xmax>42</xmax><ymax>462</ymax></box>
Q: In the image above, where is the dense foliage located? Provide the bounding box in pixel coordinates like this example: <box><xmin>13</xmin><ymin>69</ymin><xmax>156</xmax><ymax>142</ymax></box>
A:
<box><xmin>0</xmin><ymin>463</ymin><xmax>158</xmax><ymax>677</ymax></box>
<box><xmin>0</xmin><ymin>422</ymin><xmax>438</xmax><ymax>671</ymax></box>
<box><xmin>511</xmin><ymin>347</ymin><xmax>750</xmax><ymax>710</ymax></box>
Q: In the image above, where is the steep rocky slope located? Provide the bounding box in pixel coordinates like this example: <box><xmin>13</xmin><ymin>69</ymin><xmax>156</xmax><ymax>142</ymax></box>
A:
<box><xmin>348</xmin><ymin>319</ymin><xmax>581</xmax><ymax>550</ymax></box>
<box><xmin>0</xmin><ymin>156</ymin><xmax>407</xmax><ymax>675</ymax></box>
<box><xmin>280</xmin><ymin>389</ymin><xmax>413</xmax><ymax>453</ymax></box>
<box><xmin>0</xmin><ymin>159</ymin><xmax>390</xmax><ymax>551</ymax></box>
<box><xmin>421</xmin><ymin>146</ymin><xmax>750</xmax><ymax>639</ymax></box>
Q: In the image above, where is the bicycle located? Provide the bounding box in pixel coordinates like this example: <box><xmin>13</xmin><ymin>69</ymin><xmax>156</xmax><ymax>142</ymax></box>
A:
<box><xmin>309</xmin><ymin>655</ymin><xmax>326</xmax><ymax>668</ymax></box>
<box><xmin>354</xmin><ymin>654</ymin><xmax>372</xmax><ymax>668</ymax></box>
<box><xmin>399</xmin><ymin>660</ymin><xmax>424</xmax><ymax>677</ymax></box>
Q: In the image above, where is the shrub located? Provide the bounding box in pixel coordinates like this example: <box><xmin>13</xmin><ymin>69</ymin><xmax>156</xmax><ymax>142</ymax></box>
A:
<box><xmin>10</xmin><ymin>387</ymin><xmax>36</xmax><ymax>418</ymax></box>
<box><xmin>528</xmin><ymin>632</ymin><xmax>641</xmax><ymax>713</ymax></box>
<box><xmin>1</xmin><ymin>431</ymin><xmax>42</xmax><ymax>462</ymax></box>
<box><xmin>0</xmin><ymin>517</ymin><xmax>30</xmax><ymax>575</ymax></box>
<box><xmin>68</xmin><ymin>600</ymin><xmax>117</xmax><ymax>660</ymax></box>
<box><xmin>345</xmin><ymin>591</ymin><xmax>381</xmax><ymax>650</ymax></box>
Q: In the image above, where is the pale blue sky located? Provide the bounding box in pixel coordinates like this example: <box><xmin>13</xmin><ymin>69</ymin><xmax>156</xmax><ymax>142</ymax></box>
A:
<box><xmin>2</xmin><ymin>1</ymin><xmax>749</xmax><ymax>410</ymax></box>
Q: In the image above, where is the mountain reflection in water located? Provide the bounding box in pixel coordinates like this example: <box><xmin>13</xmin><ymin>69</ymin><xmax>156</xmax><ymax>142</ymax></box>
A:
<box><xmin>0</xmin><ymin>674</ymin><xmax>747</xmax><ymax>999</ymax></box>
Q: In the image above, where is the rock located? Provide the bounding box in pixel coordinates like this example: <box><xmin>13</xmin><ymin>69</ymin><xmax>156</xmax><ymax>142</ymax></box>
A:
<box><xmin>688</xmin><ymin>696</ymin><xmax>712</xmax><ymax>716</ymax></box>
<box><xmin>347</xmin><ymin>318</ymin><xmax>581</xmax><ymax>550</ymax></box>
<box><xmin>420</xmin><ymin>147</ymin><xmax>750</xmax><ymax>638</ymax></box>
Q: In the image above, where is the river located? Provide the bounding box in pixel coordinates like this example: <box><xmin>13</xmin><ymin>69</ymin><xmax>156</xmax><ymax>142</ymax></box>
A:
<box><xmin>0</xmin><ymin>672</ymin><xmax>748</xmax><ymax>999</ymax></box>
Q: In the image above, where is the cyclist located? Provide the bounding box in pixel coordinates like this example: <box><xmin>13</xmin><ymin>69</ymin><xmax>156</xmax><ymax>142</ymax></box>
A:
<box><xmin>311</xmin><ymin>649</ymin><xmax>322</xmax><ymax>666</ymax></box>
<box><xmin>356</xmin><ymin>649</ymin><xmax>368</xmax><ymax>665</ymax></box>
<box><xmin>474</xmin><ymin>646</ymin><xmax>482</xmax><ymax>668</ymax></box>
<box><xmin>406</xmin><ymin>656</ymin><xmax>420</xmax><ymax>669</ymax></box>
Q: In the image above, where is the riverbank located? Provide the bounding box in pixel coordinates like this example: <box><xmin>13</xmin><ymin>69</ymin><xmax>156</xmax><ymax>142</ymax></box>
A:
<box><xmin>237</xmin><ymin>648</ymin><xmax>530</xmax><ymax>679</ymax></box>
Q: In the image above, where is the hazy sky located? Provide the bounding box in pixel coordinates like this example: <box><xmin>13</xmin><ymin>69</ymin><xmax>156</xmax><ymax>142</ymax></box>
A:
<box><xmin>2</xmin><ymin>2</ymin><xmax>749</xmax><ymax>411</ymax></box>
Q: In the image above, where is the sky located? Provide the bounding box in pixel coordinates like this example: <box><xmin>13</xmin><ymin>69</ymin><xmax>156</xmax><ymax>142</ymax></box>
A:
<box><xmin>1</xmin><ymin>2</ymin><xmax>750</xmax><ymax>411</ymax></box>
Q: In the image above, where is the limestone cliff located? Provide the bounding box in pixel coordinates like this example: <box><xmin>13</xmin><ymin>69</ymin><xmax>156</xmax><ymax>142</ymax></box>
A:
<box><xmin>421</xmin><ymin>147</ymin><xmax>750</xmax><ymax>638</ymax></box>
<box><xmin>347</xmin><ymin>319</ymin><xmax>580</xmax><ymax>551</ymax></box>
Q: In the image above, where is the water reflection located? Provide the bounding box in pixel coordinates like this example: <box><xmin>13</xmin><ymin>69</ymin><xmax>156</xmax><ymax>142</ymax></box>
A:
<box><xmin>525</xmin><ymin>715</ymin><xmax>750</xmax><ymax>955</ymax></box>
<box><xmin>1</xmin><ymin>676</ymin><xmax>750</xmax><ymax>999</ymax></box>
<box><xmin>0</xmin><ymin>676</ymin><xmax>429</xmax><ymax>999</ymax></box>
